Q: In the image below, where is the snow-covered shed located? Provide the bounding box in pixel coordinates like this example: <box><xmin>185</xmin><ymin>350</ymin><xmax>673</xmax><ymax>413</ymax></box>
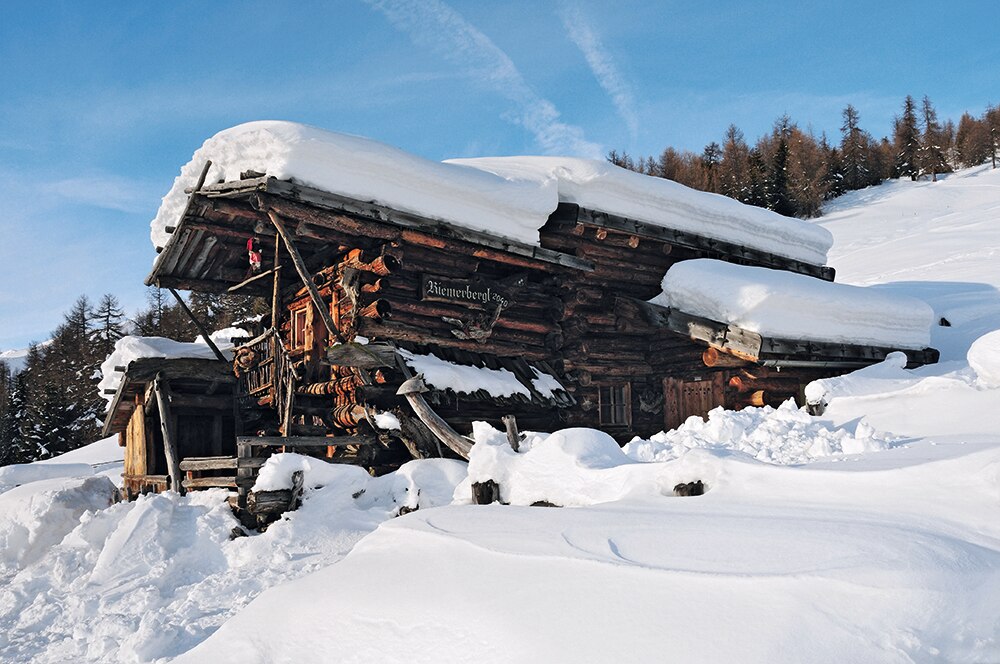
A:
<box><xmin>139</xmin><ymin>121</ymin><xmax>937</xmax><ymax>499</ymax></box>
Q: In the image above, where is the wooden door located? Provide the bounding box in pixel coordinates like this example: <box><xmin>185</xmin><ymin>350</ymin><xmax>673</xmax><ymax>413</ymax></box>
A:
<box><xmin>662</xmin><ymin>374</ymin><xmax>725</xmax><ymax>431</ymax></box>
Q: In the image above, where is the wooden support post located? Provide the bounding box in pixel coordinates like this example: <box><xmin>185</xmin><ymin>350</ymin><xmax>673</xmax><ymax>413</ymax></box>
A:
<box><xmin>271</xmin><ymin>236</ymin><xmax>282</xmax><ymax>331</ymax></box>
<box><xmin>153</xmin><ymin>373</ymin><xmax>185</xmax><ymax>496</ymax></box>
<box><xmin>266</xmin><ymin>209</ymin><xmax>344</xmax><ymax>343</ymax></box>
<box><xmin>168</xmin><ymin>288</ymin><xmax>227</xmax><ymax>362</ymax></box>
<box><xmin>281</xmin><ymin>373</ymin><xmax>296</xmax><ymax>437</ymax></box>
<box><xmin>502</xmin><ymin>414</ymin><xmax>520</xmax><ymax>452</ymax></box>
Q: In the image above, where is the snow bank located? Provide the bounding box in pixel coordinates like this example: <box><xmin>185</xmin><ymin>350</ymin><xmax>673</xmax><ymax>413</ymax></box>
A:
<box><xmin>194</xmin><ymin>326</ymin><xmax>250</xmax><ymax>347</ymax></box>
<box><xmin>0</xmin><ymin>476</ymin><xmax>119</xmax><ymax>574</ymax></box>
<box><xmin>625</xmin><ymin>400</ymin><xmax>900</xmax><ymax>464</ymax></box>
<box><xmin>804</xmin><ymin>352</ymin><xmax>914</xmax><ymax>409</ymax></box>
<box><xmin>151</xmin><ymin>121</ymin><xmax>553</xmax><ymax>250</ymax></box>
<box><xmin>968</xmin><ymin>329</ymin><xmax>1000</xmax><ymax>387</ymax></box>
<box><xmin>98</xmin><ymin>335</ymin><xmax>236</xmax><ymax>408</ymax></box>
<box><xmin>655</xmin><ymin>258</ymin><xmax>934</xmax><ymax>349</ymax></box>
<box><xmin>453</xmin><ymin>156</ymin><xmax>833</xmax><ymax>265</ymax></box>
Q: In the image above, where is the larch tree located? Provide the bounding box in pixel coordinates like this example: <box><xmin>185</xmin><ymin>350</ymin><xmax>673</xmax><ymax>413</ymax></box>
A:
<box><xmin>920</xmin><ymin>96</ymin><xmax>950</xmax><ymax>181</ymax></box>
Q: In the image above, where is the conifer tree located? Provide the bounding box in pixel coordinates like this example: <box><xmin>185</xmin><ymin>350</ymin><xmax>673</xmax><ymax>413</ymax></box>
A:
<box><xmin>893</xmin><ymin>96</ymin><xmax>921</xmax><ymax>181</ymax></box>
<box><xmin>986</xmin><ymin>104</ymin><xmax>1000</xmax><ymax>169</ymax></box>
<box><xmin>840</xmin><ymin>104</ymin><xmax>876</xmax><ymax>190</ymax></box>
<box><xmin>955</xmin><ymin>113</ymin><xmax>991</xmax><ymax>167</ymax></box>
<box><xmin>90</xmin><ymin>293</ymin><xmax>128</xmax><ymax>360</ymax></box>
<box><xmin>767</xmin><ymin>117</ymin><xmax>796</xmax><ymax>216</ymax></box>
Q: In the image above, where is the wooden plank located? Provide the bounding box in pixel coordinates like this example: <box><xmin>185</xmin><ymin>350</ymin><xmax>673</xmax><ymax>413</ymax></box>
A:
<box><xmin>182</xmin><ymin>476</ymin><xmax>237</xmax><ymax>489</ymax></box>
<box><xmin>166</xmin><ymin>393</ymin><xmax>232</xmax><ymax>410</ymax></box>
<box><xmin>179</xmin><ymin>456</ymin><xmax>238</xmax><ymax>471</ymax></box>
<box><xmin>236</xmin><ymin>435</ymin><xmax>378</xmax><ymax>448</ymax></box>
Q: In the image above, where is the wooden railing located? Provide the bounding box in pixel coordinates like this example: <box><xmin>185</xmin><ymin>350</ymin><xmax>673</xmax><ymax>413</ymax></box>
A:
<box><xmin>235</xmin><ymin>328</ymin><xmax>296</xmax><ymax>417</ymax></box>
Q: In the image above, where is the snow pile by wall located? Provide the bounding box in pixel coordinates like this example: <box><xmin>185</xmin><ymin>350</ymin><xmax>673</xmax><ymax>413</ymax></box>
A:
<box><xmin>654</xmin><ymin>259</ymin><xmax>934</xmax><ymax>349</ymax></box>
<box><xmin>452</xmin><ymin>156</ymin><xmax>833</xmax><ymax>265</ymax></box>
<box><xmin>98</xmin><ymin>335</ymin><xmax>236</xmax><ymax>408</ymax></box>
<box><xmin>151</xmin><ymin>121</ymin><xmax>554</xmax><ymax>251</ymax></box>
<box><xmin>624</xmin><ymin>400</ymin><xmax>900</xmax><ymax>464</ymax></box>
<box><xmin>457</xmin><ymin>423</ymin><xmax>711</xmax><ymax>507</ymax></box>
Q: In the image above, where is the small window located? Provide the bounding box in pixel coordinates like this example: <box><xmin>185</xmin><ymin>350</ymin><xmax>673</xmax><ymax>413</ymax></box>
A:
<box><xmin>291</xmin><ymin>308</ymin><xmax>308</xmax><ymax>348</ymax></box>
<box><xmin>599</xmin><ymin>384</ymin><xmax>631</xmax><ymax>426</ymax></box>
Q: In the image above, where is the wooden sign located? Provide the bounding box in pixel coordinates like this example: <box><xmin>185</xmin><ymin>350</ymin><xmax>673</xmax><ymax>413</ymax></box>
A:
<box><xmin>420</xmin><ymin>275</ymin><xmax>513</xmax><ymax>310</ymax></box>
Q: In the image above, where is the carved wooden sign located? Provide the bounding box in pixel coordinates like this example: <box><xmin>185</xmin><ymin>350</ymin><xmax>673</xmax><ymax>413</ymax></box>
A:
<box><xmin>420</xmin><ymin>275</ymin><xmax>513</xmax><ymax>310</ymax></box>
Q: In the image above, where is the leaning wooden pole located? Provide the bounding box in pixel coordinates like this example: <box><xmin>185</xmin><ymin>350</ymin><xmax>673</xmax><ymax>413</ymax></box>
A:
<box><xmin>153</xmin><ymin>373</ymin><xmax>185</xmax><ymax>495</ymax></box>
<box><xmin>168</xmin><ymin>288</ymin><xmax>227</xmax><ymax>362</ymax></box>
<box><xmin>396</xmin><ymin>375</ymin><xmax>473</xmax><ymax>459</ymax></box>
<box><xmin>266</xmin><ymin>209</ymin><xmax>344</xmax><ymax>344</ymax></box>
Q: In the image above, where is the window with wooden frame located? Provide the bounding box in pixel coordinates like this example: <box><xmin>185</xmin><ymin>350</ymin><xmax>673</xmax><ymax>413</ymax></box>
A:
<box><xmin>598</xmin><ymin>383</ymin><xmax>631</xmax><ymax>426</ymax></box>
<box><xmin>291</xmin><ymin>307</ymin><xmax>308</xmax><ymax>349</ymax></box>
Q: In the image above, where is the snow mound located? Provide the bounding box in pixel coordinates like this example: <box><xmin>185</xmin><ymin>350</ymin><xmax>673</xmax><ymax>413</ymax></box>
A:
<box><xmin>458</xmin><ymin>423</ymin><xmax>704</xmax><ymax>506</ymax></box>
<box><xmin>151</xmin><ymin>121</ymin><xmax>553</xmax><ymax>250</ymax></box>
<box><xmin>655</xmin><ymin>258</ymin><xmax>934</xmax><ymax>349</ymax></box>
<box><xmin>98</xmin><ymin>335</ymin><xmax>236</xmax><ymax>408</ymax></box>
<box><xmin>452</xmin><ymin>156</ymin><xmax>833</xmax><ymax>265</ymax></box>
<box><xmin>0</xmin><ymin>476</ymin><xmax>119</xmax><ymax>575</ymax></box>
<box><xmin>625</xmin><ymin>399</ymin><xmax>900</xmax><ymax>465</ymax></box>
<box><xmin>968</xmin><ymin>329</ymin><xmax>1000</xmax><ymax>387</ymax></box>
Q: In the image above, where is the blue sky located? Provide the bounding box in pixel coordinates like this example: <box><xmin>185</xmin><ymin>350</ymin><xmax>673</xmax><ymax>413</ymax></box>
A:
<box><xmin>1</xmin><ymin>0</ymin><xmax>998</xmax><ymax>349</ymax></box>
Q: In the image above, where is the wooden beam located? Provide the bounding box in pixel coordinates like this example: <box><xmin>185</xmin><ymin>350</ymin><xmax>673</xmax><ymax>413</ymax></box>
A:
<box><xmin>168</xmin><ymin>288</ymin><xmax>228</xmax><ymax>362</ymax></box>
<box><xmin>326</xmin><ymin>342</ymin><xmax>397</xmax><ymax>368</ymax></box>
<box><xmin>166</xmin><ymin>393</ymin><xmax>233</xmax><ymax>410</ymax></box>
<box><xmin>228</xmin><ymin>266</ymin><xmax>281</xmax><ymax>294</ymax></box>
<box><xmin>153</xmin><ymin>373</ymin><xmax>185</xmax><ymax>496</ymax></box>
<box><xmin>182</xmin><ymin>476</ymin><xmax>237</xmax><ymax>489</ymax></box>
<box><xmin>266</xmin><ymin>209</ymin><xmax>344</xmax><ymax>343</ymax></box>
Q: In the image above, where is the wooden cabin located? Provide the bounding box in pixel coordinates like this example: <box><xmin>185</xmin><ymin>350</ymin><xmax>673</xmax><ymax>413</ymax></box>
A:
<box><xmin>126</xmin><ymin>161</ymin><xmax>937</xmax><ymax>511</ymax></box>
<box><xmin>102</xmin><ymin>357</ymin><xmax>237</xmax><ymax>499</ymax></box>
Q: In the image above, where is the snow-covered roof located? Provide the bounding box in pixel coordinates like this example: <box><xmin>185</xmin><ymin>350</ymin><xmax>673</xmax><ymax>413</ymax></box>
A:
<box><xmin>652</xmin><ymin>259</ymin><xmax>934</xmax><ymax>350</ymax></box>
<box><xmin>98</xmin><ymin>335</ymin><xmax>238</xmax><ymax>408</ymax></box>
<box><xmin>151</xmin><ymin>121</ymin><xmax>832</xmax><ymax>267</ymax></box>
<box><xmin>452</xmin><ymin>156</ymin><xmax>833</xmax><ymax>266</ymax></box>
<box><xmin>150</xmin><ymin>121</ymin><xmax>553</xmax><ymax>250</ymax></box>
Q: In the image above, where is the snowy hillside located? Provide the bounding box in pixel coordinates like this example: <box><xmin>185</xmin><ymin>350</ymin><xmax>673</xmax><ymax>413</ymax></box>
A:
<box><xmin>2</xmin><ymin>166</ymin><xmax>1000</xmax><ymax>663</ymax></box>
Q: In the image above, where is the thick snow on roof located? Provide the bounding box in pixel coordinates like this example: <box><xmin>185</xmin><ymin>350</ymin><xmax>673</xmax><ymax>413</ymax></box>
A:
<box><xmin>653</xmin><ymin>259</ymin><xmax>934</xmax><ymax>349</ymax></box>
<box><xmin>152</xmin><ymin>122</ymin><xmax>831</xmax><ymax>267</ymax></box>
<box><xmin>451</xmin><ymin>156</ymin><xmax>833</xmax><ymax>265</ymax></box>
<box><xmin>98</xmin><ymin>335</ymin><xmax>237</xmax><ymax>409</ymax></box>
<box><xmin>151</xmin><ymin>121</ymin><xmax>554</xmax><ymax>250</ymax></box>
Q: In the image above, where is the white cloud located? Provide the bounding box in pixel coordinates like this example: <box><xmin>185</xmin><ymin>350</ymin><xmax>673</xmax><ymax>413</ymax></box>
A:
<box><xmin>364</xmin><ymin>0</ymin><xmax>602</xmax><ymax>158</ymax></box>
<box><xmin>558</xmin><ymin>3</ymin><xmax>640</xmax><ymax>140</ymax></box>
